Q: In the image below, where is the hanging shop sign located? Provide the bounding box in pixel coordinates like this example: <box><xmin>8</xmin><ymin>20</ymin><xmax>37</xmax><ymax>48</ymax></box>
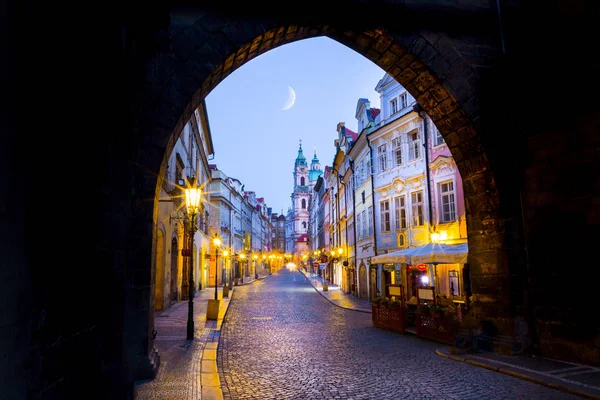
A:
<box><xmin>408</xmin><ymin>263</ymin><xmax>428</xmax><ymax>271</ymax></box>
<box><xmin>383</xmin><ymin>263</ymin><xmax>395</xmax><ymax>271</ymax></box>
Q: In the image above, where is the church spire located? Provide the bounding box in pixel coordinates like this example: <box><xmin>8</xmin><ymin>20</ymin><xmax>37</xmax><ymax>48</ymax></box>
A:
<box><xmin>295</xmin><ymin>139</ymin><xmax>307</xmax><ymax>166</ymax></box>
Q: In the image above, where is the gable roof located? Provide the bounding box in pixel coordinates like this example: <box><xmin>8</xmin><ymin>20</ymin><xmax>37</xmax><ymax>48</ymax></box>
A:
<box><xmin>343</xmin><ymin>126</ymin><xmax>358</xmax><ymax>142</ymax></box>
<box><xmin>374</xmin><ymin>72</ymin><xmax>395</xmax><ymax>92</ymax></box>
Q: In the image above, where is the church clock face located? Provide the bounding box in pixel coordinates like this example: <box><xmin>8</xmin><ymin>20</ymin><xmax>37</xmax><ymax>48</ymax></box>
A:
<box><xmin>300</xmin><ymin>167</ymin><xmax>305</xmax><ymax>172</ymax></box>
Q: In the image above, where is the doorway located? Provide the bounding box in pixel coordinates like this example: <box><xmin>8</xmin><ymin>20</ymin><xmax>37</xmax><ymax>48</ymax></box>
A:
<box><xmin>170</xmin><ymin>237</ymin><xmax>179</xmax><ymax>302</ymax></box>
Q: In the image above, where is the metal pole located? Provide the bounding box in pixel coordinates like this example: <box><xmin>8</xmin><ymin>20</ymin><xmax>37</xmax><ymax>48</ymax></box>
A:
<box><xmin>214</xmin><ymin>247</ymin><xmax>219</xmax><ymax>300</ymax></box>
<box><xmin>186</xmin><ymin>213</ymin><xmax>197</xmax><ymax>341</ymax></box>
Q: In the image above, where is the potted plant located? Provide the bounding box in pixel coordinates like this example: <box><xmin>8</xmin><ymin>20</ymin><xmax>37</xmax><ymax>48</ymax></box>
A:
<box><xmin>388</xmin><ymin>298</ymin><xmax>401</xmax><ymax>309</ymax></box>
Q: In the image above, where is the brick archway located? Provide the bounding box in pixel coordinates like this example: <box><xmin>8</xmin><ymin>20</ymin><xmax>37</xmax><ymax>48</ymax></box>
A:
<box><xmin>146</xmin><ymin>22</ymin><xmax>508</xmax><ymax>317</ymax></box>
<box><xmin>129</xmin><ymin>12</ymin><xmax>513</xmax><ymax>385</ymax></box>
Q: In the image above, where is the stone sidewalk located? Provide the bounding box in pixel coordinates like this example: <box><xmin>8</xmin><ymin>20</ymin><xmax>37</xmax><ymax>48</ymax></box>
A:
<box><xmin>134</xmin><ymin>272</ymin><xmax>268</xmax><ymax>400</ymax></box>
<box><xmin>299</xmin><ymin>270</ymin><xmax>372</xmax><ymax>313</ymax></box>
<box><xmin>299</xmin><ymin>269</ymin><xmax>600</xmax><ymax>399</ymax></box>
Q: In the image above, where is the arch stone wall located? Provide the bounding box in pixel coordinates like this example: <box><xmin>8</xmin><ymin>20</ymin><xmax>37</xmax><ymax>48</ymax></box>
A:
<box><xmin>4</xmin><ymin>2</ymin><xmax>599</xmax><ymax>399</ymax></box>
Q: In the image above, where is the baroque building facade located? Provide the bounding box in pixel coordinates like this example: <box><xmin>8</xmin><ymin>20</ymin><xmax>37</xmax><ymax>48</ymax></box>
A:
<box><xmin>286</xmin><ymin>141</ymin><xmax>322</xmax><ymax>265</ymax></box>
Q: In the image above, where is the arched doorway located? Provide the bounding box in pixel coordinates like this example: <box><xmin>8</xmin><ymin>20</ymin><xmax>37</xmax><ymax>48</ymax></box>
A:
<box><xmin>370</xmin><ymin>267</ymin><xmax>377</xmax><ymax>301</ymax></box>
<box><xmin>170</xmin><ymin>237</ymin><xmax>179</xmax><ymax>302</ymax></box>
<box><xmin>154</xmin><ymin>228</ymin><xmax>165</xmax><ymax>311</ymax></box>
<box><xmin>359</xmin><ymin>263</ymin><xmax>368</xmax><ymax>299</ymax></box>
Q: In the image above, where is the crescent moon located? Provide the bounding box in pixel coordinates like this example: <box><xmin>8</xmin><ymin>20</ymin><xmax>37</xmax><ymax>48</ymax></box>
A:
<box><xmin>281</xmin><ymin>85</ymin><xmax>296</xmax><ymax>111</ymax></box>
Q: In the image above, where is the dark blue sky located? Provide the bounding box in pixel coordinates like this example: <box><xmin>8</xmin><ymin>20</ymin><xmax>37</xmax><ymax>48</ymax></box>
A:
<box><xmin>205</xmin><ymin>36</ymin><xmax>385</xmax><ymax>215</ymax></box>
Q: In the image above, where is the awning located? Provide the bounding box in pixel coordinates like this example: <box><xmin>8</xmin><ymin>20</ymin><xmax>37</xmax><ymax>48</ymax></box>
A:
<box><xmin>370</xmin><ymin>243</ymin><xmax>468</xmax><ymax>265</ymax></box>
<box><xmin>406</xmin><ymin>243</ymin><xmax>468</xmax><ymax>265</ymax></box>
<box><xmin>371</xmin><ymin>248</ymin><xmax>411</xmax><ymax>264</ymax></box>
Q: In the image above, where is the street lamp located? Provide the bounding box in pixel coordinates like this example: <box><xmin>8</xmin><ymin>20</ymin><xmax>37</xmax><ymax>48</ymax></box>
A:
<box><xmin>212</xmin><ymin>234</ymin><xmax>221</xmax><ymax>300</ymax></box>
<box><xmin>184</xmin><ymin>176</ymin><xmax>202</xmax><ymax>341</ymax></box>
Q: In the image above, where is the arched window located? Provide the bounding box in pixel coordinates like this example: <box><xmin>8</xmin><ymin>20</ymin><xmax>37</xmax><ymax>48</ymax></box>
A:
<box><xmin>301</xmin><ymin>199</ymin><xmax>306</xmax><ymax>209</ymax></box>
<box><xmin>300</xmin><ymin>177</ymin><xmax>305</xmax><ymax>186</ymax></box>
<box><xmin>302</xmin><ymin>221</ymin><xmax>307</xmax><ymax>229</ymax></box>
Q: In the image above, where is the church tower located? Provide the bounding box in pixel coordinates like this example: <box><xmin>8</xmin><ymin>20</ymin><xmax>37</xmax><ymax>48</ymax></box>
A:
<box><xmin>309</xmin><ymin>150</ymin><xmax>323</xmax><ymax>190</ymax></box>
<box><xmin>286</xmin><ymin>140</ymin><xmax>311</xmax><ymax>259</ymax></box>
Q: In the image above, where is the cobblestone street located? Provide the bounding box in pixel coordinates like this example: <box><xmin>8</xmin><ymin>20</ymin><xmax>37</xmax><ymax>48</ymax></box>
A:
<box><xmin>218</xmin><ymin>268</ymin><xmax>580</xmax><ymax>400</ymax></box>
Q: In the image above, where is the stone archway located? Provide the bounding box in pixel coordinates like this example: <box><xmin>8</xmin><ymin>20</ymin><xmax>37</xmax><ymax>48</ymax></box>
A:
<box><xmin>144</xmin><ymin>21</ymin><xmax>509</xmax><ymax>322</ymax></box>
<box><xmin>13</xmin><ymin>3</ymin><xmax>600</xmax><ymax>398</ymax></box>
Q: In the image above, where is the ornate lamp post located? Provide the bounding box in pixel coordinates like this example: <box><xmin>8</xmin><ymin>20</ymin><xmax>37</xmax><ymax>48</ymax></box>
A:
<box><xmin>184</xmin><ymin>176</ymin><xmax>202</xmax><ymax>341</ymax></box>
<box><xmin>212</xmin><ymin>234</ymin><xmax>221</xmax><ymax>300</ymax></box>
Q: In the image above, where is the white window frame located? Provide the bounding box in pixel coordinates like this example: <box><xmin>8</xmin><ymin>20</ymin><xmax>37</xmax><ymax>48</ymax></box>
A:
<box><xmin>367</xmin><ymin>206</ymin><xmax>373</xmax><ymax>236</ymax></box>
<box><xmin>390</xmin><ymin>98</ymin><xmax>398</xmax><ymax>115</ymax></box>
<box><xmin>357</xmin><ymin>212</ymin><xmax>362</xmax><ymax>240</ymax></box>
<box><xmin>408</xmin><ymin>131</ymin><xmax>421</xmax><ymax>161</ymax></box>
<box><xmin>439</xmin><ymin>180</ymin><xmax>456</xmax><ymax>223</ymax></box>
<box><xmin>377</xmin><ymin>144</ymin><xmax>388</xmax><ymax>173</ymax></box>
<box><xmin>434</xmin><ymin>128</ymin><xmax>445</xmax><ymax>146</ymax></box>
<box><xmin>399</xmin><ymin>92</ymin><xmax>408</xmax><ymax>109</ymax></box>
<box><xmin>392</xmin><ymin>137</ymin><xmax>402</xmax><ymax>167</ymax></box>
<box><xmin>380</xmin><ymin>200</ymin><xmax>391</xmax><ymax>232</ymax></box>
<box><xmin>394</xmin><ymin>196</ymin><xmax>407</xmax><ymax>230</ymax></box>
<box><xmin>411</xmin><ymin>191</ymin><xmax>424</xmax><ymax>227</ymax></box>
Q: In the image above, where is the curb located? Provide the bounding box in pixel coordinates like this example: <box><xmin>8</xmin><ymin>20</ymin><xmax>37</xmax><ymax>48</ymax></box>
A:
<box><xmin>200</xmin><ymin>288</ymin><xmax>237</xmax><ymax>400</ymax></box>
<box><xmin>299</xmin><ymin>271</ymin><xmax>371</xmax><ymax>314</ymax></box>
<box><xmin>434</xmin><ymin>349</ymin><xmax>600</xmax><ymax>400</ymax></box>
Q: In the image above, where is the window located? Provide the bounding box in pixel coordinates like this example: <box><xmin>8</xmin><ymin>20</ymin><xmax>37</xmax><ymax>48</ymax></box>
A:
<box><xmin>411</xmin><ymin>191</ymin><xmax>424</xmax><ymax>226</ymax></box>
<box><xmin>434</xmin><ymin>128</ymin><xmax>444</xmax><ymax>146</ymax></box>
<box><xmin>301</xmin><ymin>199</ymin><xmax>306</xmax><ymax>209</ymax></box>
<box><xmin>400</xmin><ymin>93</ymin><xmax>408</xmax><ymax>109</ymax></box>
<box><xmin>367</xmin><ymin>206</ymin><xmax>373</xmax><ymax>235</ymax></box>
<box><xmin>377</xmin><ymin>144</ymin><xmax>388</xmax><ymax>172</ymax></box>
<box><xmin>440</xmin><ymin>181</ymin><xmax>456</xmax><ymax>222</ymax></box>
<box><xmin>449</xmin><ymin>270</ymin><xmax>460</xmax><ymax>296</ymax></box>
<box><xmin>390</xmin><ymin>98</ymin><xmax>398</xmax><ymax>115</ymax></box>
<box><xmin>361</xmin><ymin>191</ymin><xmax>366</xmax><ymax>204</ymax></box>
<box><xmin>392</xmin><ymin>137</ymin><xmax>402</xmax><ymax>166</ymax></box>
<box><xmin>394</xmin><ymin>196</ymin><xmax>407</xmax><ymax>230</ymax></box>
<box><xmin>408</xmin><ymin>131</ymin><xmax>421</xmax><ymax>161</ymax></box>
<box><xmin>398</xmin><ymin>233</ymin><xmax>406</xmax><ymax>248</ymax></box>
<box><xmin>300</xmin><ymin>176</ymin><xmax>305</xmax><ymax>186</ymax></box>
<box><xmin>361</xmin><ymin>210</ymin><xmax>367</xmax><ymax>238</ymax></box>
<box><xmin>380</xmin><ymin>200</ymin><xmax>391</xmax><ymax>232</ymax></box>
<box><xmin>356</xmin><ymin>212</ymin><xmax>362</xmax><ymax>239</ymax></box>
<box><xmin>302</xmin><ymin>221</ymin><xmax>307</xmax><ymax>230</ymax></box>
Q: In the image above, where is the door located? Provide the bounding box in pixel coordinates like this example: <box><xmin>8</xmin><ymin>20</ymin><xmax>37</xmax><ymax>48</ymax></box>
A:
<box><xmin>359</xmin><ymin>264</ymin><xmax>368</xmax><ymax>298</ymax></box>
<box><xmin>170</xmin><ymin>237</ymin><xmax>179</xmax><ymax>301</ymax></box>
<box><xmin>370</xmin><ymin>267</ymin><xmax>377</xmax><ymax>301</ymax></box>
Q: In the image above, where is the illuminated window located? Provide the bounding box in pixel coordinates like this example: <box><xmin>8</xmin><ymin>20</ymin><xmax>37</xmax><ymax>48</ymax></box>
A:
<box><xmin>439</xmin><ymin>181</ymin><xmax>456</xmax><ymax>222</ymax></box>
<box><xmin>411</xmin><ymin>191</ymin><xmax>424</xmax><ymax>226</ymax></box>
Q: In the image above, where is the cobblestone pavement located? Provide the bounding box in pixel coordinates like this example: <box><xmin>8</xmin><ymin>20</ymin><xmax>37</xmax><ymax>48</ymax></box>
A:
<box><xmin>218</xmin><ymin>268</ymin><xmax>580</xmax><ymax>400</ymax></box>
